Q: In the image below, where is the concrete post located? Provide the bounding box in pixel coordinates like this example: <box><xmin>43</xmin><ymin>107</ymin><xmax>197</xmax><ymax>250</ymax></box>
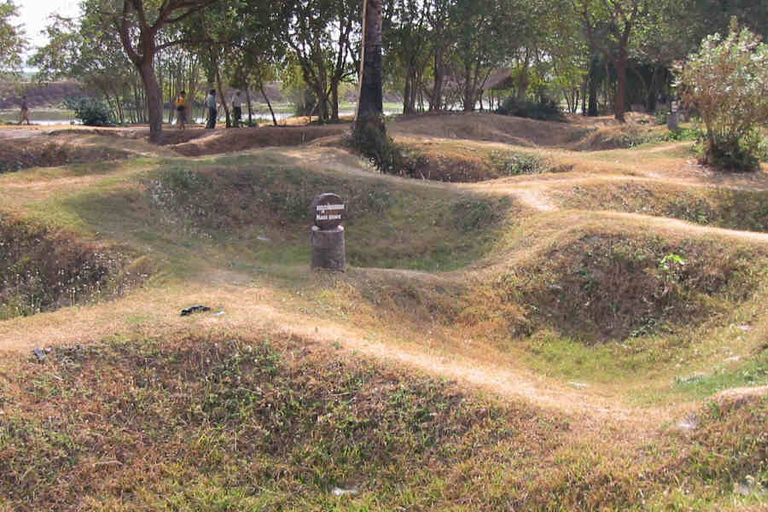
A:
<box><xmin>311</xmin><ymin>225</ymin><xmax>346</xmax><ymax>270</ymax></box>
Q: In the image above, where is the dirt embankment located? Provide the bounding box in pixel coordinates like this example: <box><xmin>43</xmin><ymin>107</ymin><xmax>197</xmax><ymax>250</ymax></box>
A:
<box><xmin>166</xmin><ymin>124</ymin><xmax>350</xmax><ymax>156</ymax></box>
<box><xmin>0</xmin><ymin>216</ymin><xmax>149</xmax><ymax>320</ymax></box>
<box><xmin>389</xmin><ymin>112</ymin><xmax>592</xmax><ymax>147</ymax></box>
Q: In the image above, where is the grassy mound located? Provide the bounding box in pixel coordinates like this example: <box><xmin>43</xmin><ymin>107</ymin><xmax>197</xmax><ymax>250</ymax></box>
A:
<box><xmin>140</xmin><ymin>157</ymin><xmax>515</xmax><ymax>270</ymax></box>
<box><xmin>0</xmin><ymin>215</ymin><xmax>148</xmax><ymax>320</ymax></box>
<box><xmin>396</xmin><ymin>140</ymin><xmax>570</xmax><ymax>182</ymax></box>
<box><xmin>487</xmin><ymin>231</ymin><xmax>765</xmax><ymax>342</ymax></box>
<box><xmin>168</xmin><ymin>125</ymin><xmax>350</xmax><ymax>156</ymax></box>
<box><xmin>0</xmin><ymin>332</ymin><xmax>568</xmax><ymax>510</ymax></box>
<box><xmin>2</xmin><ymin>332</ymin><xmax>766</xmax><ymax>510</ymax></box>
<box><xmin>553</xmin><ymin>181</ymin><xmax>768</xmax><ymax>233</ymax></box>
<box><xmin>389</xmin><ymin>112</ymin><xmax>589</xmax><ymax>147</ymax></box>
<box><xmin>570</xmin><ymin>123</ymin><xmax>668</xmax><ymax>151</ymax></box>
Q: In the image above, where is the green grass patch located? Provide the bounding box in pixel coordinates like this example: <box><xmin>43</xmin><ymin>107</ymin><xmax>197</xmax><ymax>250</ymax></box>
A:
<box><xmin>673</xmin><ymin>352</ymin><xmax>768</xmax><ymax>399</ymax></box>
<box><xmin>134</xmin><ymin>159</ymin><xmax>515</xmax><ymax>271</ymax></box>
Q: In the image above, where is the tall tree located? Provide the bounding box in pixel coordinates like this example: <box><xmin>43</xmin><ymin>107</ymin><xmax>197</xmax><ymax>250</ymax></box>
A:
<box><xmin>286</xmin><ymin>0</ymin><xmax>361</xmax><ymax>122</ymax></box>
<box><xmin>0</xmin><ymin>0</ymin><xmax>25</xmax><ymax>76</ymax></box>
<box><xmin>31</xmin><ymin>11</ymin><xmax>138</xmax><ymax>124</ymax></box>
<box><xmin>425</xmin><ymin>0</ymin><xmax>455</xmax><ymax>111</ymax></box>
<box><xmin>91</xmin><ymin>0</ymin><xmax>215</xmax><ymax>142</ymax></box>
<box><xmin>382</xmin><ymin>0</ymin><xmax>431</xmax><ymax>115</ymax></box>
<box><xmin>195</xmin><ymin>0</ymin><xmax>289</xmax><ymax>127</ymax></box>
<box><xmin>576</xmin><ymin>0</ymin><xmax>648</xmax><ymax>122</ymax></box>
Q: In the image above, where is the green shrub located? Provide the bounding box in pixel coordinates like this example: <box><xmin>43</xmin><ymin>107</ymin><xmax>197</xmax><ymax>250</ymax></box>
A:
<box><xmin>490</xmin><ymin>152</ymin><xmax>548</xmax><ymax>175</ymax></box>
<box><xmin>663</xmin><ymin>126</ymin><xmax>705</xmax><ymax>142</ymax></box>
<box><xmin>703</xmin><ymin>131</ymin><xmax>761</xmax><ymax>172</ymax></box>
<box><xmin>63</xmin><ymin>96</ymin><xmax>114</xmax><ymax>126</ymax></box>
<box><xmin>677</xmin><ymin>19</ymin><xmax>768</xmax><ymax>171</ymax></box>
<box><xmin>496</xmin><ymin>97</ymin><xmax>565</xmax><ymax>122</ymax></box>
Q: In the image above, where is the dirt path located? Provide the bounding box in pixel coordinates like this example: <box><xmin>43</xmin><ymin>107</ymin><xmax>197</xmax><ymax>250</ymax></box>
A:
<box><xmin>0</xmin><ymin>128</ymin><xmax>41</xmax><ymax>140</ymax></box>
<box><xmin>0</xmin><ymin>278</ymin><xmax>667</xmax><ymax>435</ymax></box>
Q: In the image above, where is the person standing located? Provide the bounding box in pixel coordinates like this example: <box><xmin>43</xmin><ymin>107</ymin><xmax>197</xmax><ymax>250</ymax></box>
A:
<box><xmin>232</xmin><ymin>91</ymin><xmax>243</xmax><ymax>127</ymax></box>
<box><xmin>19</xmin><ymin>96</ymin><xmax>30</xmax><ymax>125</ymax></box>
<box><xmin>205</xmin><ymin>89</ymin><xmax>217</xmax><ymax>129</ymax></box>
<box><xmin>174</xmin><ymin>90</ymin><xmax>187</xmax><ymax>130</ymax></box>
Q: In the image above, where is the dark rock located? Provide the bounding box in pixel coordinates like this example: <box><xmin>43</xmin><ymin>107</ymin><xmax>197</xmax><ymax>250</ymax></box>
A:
<box><xmin>180</xmin><ymin>305</ymin><xmax>212</xmax><ymax>316</ymax></box>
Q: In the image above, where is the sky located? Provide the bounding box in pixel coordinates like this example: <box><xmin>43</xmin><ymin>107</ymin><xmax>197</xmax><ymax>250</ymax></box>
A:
<box><xmin>15</xmin><ymin>0</ymin><xmax>81</xmax><ymax>53</ymax></box>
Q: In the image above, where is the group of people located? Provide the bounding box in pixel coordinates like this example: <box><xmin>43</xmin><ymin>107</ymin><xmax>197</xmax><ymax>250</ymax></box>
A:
<box><xmin>174</xmin><ymin>89</ymin><xmax>244</xmax><ymax>130</ymax></box>
<box><xmin>13</xmin><ymin>91</ymin><xmax>244</xmax><ymax>129</ymax></box>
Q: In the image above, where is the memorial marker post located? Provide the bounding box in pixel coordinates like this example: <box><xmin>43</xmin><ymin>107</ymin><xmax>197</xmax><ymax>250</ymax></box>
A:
<box><xmin>310</xmin><ymin>193</ymin><xmax>347</xmax><ymax>270</ymax></box>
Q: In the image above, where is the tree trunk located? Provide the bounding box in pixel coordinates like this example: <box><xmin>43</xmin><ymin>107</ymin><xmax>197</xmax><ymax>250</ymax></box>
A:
<box><xmin>212</xmin><ymin>52</ymin><xmax>230</xmax><ymax>128</ymax></box>
<box><xmin>356</xmin><ymin>0</ymin><xmax>384</xmax><ymax>124</ymax></box>
<box><xmin>260</xmin><ymin>82</ymin><xmax>278</xmax><ymax>126</ymax></box>
<box><xmin>462</xmin><ymin>63</ymin><xmax>474</xmax><ymax>112</ymax></box>
<box><xmin>615</xmin><ymin>53</ymin><xmax>628</xmax><ymax>123</ymax></box>
<box><xmin>331</xmin><ymin>81</ymin><xmax>340</xmax><ymax>121</ymax></box>
<box><xmin>138</xmin><ymin>60</ymin><xmax>163</xmax><ymax>143</ymax></box>
<box><xmin>587</xmin><ymin>55</ymin><xmax>599</xmax><ymax>117</ymax></box>
<box><xmin>245</xmin><ymin>85</ymin><xmax>253</xmax><ymax>126</ymax></box>
<box><xmin>430</xmin><ymin>47</ymin><xmax>445</xmax><ymax>111</ymax></box>
<box><xmin>403</xmin><ymin>69</ymin><xmax>413</xmax><ymax>115</ymax></box>
<box><xmin>646</xmin><ymin>65</ymin><xmax>661</xmax><ymax>113</ymax></box>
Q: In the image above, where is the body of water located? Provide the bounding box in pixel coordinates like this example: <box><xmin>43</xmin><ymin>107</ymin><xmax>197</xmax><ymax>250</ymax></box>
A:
<box><xmin>3</xmin><ymin>109</ymin><xmax>402</xmax><ymax>126</ymax></box>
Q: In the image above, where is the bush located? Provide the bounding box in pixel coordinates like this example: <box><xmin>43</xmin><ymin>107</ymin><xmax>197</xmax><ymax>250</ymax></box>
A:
<box><xmin>63</xmin><ymin>96</ymin><xmax>114</xmax><ymax>126</ymax></box>
<box><xmin>677</xmin><ymin>19</ymin><xmax>768</xmax><ymax>171</ymax></box>
<box><xmin>496</xmin><ymin>97</ymin><xmax>565</xmax><ymax>122</ymax></box>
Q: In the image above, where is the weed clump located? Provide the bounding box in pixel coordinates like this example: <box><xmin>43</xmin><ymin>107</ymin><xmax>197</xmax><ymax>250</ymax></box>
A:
<box><xmin>63</xmin><ymin>96</ymin><xmax>114</xmax><ymax>126</ymax></box>
<box><xmin>677</xmin><ymin>20</ymin><xmax>768</xmax><ymax>172</ymax></box>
